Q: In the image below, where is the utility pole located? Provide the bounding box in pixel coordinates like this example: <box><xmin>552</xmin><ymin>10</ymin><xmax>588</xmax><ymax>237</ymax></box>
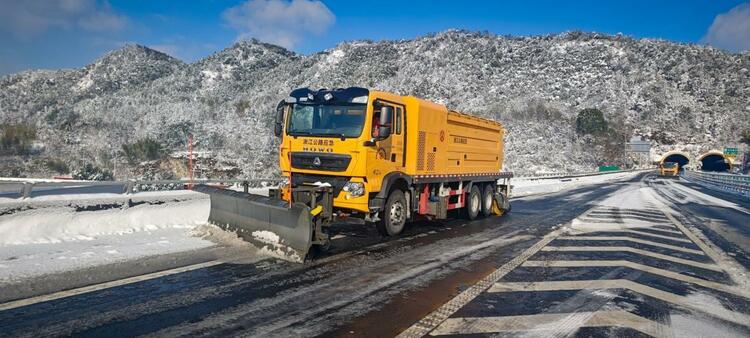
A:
<box><xmin>188</xmin><ymin>133</ymin><xmax>193</xmax><ymax>189</ymax></box>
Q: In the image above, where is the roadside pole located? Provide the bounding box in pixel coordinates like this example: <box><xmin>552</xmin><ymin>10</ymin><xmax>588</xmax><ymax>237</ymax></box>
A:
<box><xmin>188</xmin><ymin>134</ymin><xmax>193</xmax><ymax>190</ymax></box>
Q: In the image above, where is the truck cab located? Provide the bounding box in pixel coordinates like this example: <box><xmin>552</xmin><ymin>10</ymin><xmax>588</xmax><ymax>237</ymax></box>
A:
<box><xmin>659</xmin><ymin>161</ymin><xmax>679</xmax><ymax>177</ymax></box>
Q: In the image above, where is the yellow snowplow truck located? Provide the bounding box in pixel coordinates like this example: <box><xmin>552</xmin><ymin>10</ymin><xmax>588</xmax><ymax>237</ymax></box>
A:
<box><xmin>659</xmin><ymin>161</ymin><xmax>679</xmax><ymax>177</ymax></box>
<box><xmin>195</xmin><ymin>87</ymin><xmax>512</xmax><ymax>262</ymax></box>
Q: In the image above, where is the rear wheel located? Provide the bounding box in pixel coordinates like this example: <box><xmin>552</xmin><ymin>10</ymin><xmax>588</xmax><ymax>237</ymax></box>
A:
<box><xmin>481</xmin><ymin>184</ymin><xmax>494</xmax><ymax>217</ymax></box>
<box><xmin>464</xmin><ymin>185</ymin><xmax>481</xmax><ymax>220</ymax></box>
<box><xmin>377</xmin><ymin>189</ymin><xmax>407</xmax><ymax>236</ymax></box>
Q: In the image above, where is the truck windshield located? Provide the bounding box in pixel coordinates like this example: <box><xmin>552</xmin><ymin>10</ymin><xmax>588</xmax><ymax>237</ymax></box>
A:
<box><xmin>287</xmin><ymin>103</ymin><xmax>366</xmax><ymax>138</ymax></box>
<box><xmin>663</xmin><ymin>162</ymin><xmax>678</xmax><ymax>168</ymax></box>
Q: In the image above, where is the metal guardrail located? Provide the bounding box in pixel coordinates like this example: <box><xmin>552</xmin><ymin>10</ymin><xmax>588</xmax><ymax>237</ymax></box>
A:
<box><xmin>514</xmin><ymin>168</ymin><xmax>652</xmax><ymax>181</ymax></box>
<box><xmin>1</xmin><ymin>168</ymin><xmax>653</xmax><ymax>200</ymax></box>
<box><xmin>0</xmin><ymin>178</ymin><xmax>285</xmax><ymax>199</ymax></box>
<box><xmin>682</xmin><ymin>170</ymin><xmax>750</xmax><ymax>197</ymax></box>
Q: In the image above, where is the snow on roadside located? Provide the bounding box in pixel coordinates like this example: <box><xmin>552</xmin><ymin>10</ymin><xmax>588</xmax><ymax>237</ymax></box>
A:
<box><xmin>0</xmin><ymin>190</ymin><xmax>276</xmax><ymax>284</ymax></box>
<box><xmin>0</xmin><ymin>199</ymin><xmax>209</xmax><ymax>246</ymax></box>
<box><xmin>0</xmin><ymin>227</ymin><xmax>214</xmax><ymax>284</ymax></box>
<box><xmin>512</xmin><ymin>171</ymin><xmax>641</xmax><ymax>197</ymax></box>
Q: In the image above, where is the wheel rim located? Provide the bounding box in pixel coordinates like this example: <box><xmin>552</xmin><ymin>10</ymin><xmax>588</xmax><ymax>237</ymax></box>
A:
<box><xmin>390</xmin><ymin>201</ymin><xmax>406</xmax><ymax>228</ymax></box>
<box><xmin>470</xmin><ymin>193</ymin><xmax>480</xmax><ymax>213</ymax></box>
<box><xmin>484</xmin><ymin>191</ymin><xmax>493</xmax><ymax>210</ymax></box>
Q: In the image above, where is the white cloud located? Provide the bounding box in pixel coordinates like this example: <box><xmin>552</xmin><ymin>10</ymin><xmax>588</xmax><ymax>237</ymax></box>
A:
<box><xmin>701</xmin><ymin>3</ymin><xmax>750</xmax><ymax>52</ymax></box>
<box><xmin>0</xmin><ymin>0</ymin><xmax>127</xmax><ymax>39</ymax></box>
<box><xmin>222</xmin><ymin>0</ymin><xmax>335</xmax><ymax>50</ymax></box>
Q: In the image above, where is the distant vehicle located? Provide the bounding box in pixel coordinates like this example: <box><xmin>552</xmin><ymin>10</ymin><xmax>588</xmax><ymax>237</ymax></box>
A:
<box><xmin>659</xmin><ymin>161</ymin><xmax>679</xmax><ymax>177</ymax></box>
<box><xmin>195</xmin><ymin>87</ymin><xmax>512</xmax><ymax>261</ymax></box>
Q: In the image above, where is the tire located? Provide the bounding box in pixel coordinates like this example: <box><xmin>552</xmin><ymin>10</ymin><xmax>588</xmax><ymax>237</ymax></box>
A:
<box><xmin>464</xmin><ymin>185</ymin><xmax>481</xmax><ymax>221</ymax></box>
<box><xmin>377</xmin><ymin>189</ymin><xmax>407</xmax><ymax>236</ymax></box>
<box><xmin>481</xmin><ymin>184</ymin><xmax>494</xmax><ymax>217</ymax></box>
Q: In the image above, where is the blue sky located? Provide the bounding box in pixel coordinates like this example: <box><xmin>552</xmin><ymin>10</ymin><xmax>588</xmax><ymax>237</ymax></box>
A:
<box><xmin>1</xmin><ymin>0</ymin><xmax>749</xmax><ymax>75</ymax></box>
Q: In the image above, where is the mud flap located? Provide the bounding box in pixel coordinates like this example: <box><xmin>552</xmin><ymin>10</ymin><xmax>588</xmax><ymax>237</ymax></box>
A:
<box><xmin>491</xmin><ymin>191</ymin><xmax>511</xmax><ymax>216</ymax></box>
<box><xmin>193</xmin><ymin>185</ymin><xmax>313</xmax><ymax>263</ymax></box>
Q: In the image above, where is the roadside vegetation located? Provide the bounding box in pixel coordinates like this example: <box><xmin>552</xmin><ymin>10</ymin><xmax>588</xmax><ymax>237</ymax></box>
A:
<box><xmin>121</xmin><ymin>138</ymin><xmax>164</xmax><ymax>164</ymax></box>
<box><xmin>575</xmin><ymin>108</ymin><xmax>608</xmax><ymax>135</ymax></box>
<box><xmin>0</xmin><ymin>123</ymin><xmax>37</xmax><ymax>155</ymax></box>
<box><xmin>740</xmin><ymin>129</ymin><xmax>750</xmax><ymax>146</ymax></box>
<box><xmin>72</xmin><ymin>163</ymin><xmax>113</xmax><ymax>181</ymax></box>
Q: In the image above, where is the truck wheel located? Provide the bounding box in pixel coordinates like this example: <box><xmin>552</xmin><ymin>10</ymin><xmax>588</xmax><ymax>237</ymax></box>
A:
<box><xmin>481</xmin><ymin>184</ymin><xmax>494</xmax><ymax>217</ymax></box>
<box><xmin>377</xmin><ymin>189</ymin><xmax>407</xmax><ymax>236</ymax></box>
<box><xmin>464</xmin><ymin>185</ymin><xmax>481</xmax><ymax>220</ymax></box>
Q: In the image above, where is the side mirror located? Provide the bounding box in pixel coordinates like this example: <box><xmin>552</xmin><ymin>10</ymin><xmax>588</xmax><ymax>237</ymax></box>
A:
<box><xmin>380</xmin><ymin>106</ymin><xmax>393</xmax><ymax>125</ymax></box>
<box><xmin>376</xmin><ymin>105</ymin><xmax>393</xmax><ymax>140</ymax></box>
<box><xmin>378</xmin><ymin>125</ymin><xmax>392</xmax><ymax>139</ymax></box>
<box><xmin>274</xmin><ymin>100</ymin><xmax>285</xmax><ymax>137</ymax></box>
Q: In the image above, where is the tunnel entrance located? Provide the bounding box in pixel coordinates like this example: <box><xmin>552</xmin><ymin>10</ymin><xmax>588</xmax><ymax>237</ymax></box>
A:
<box><xmin>661</xmin><ymin>153</ymin><xmax>689</xmax><ymax>171</ymax></box>
<box><xmin>699</xmin><ymin>153</ymin><xmax>731</xmax><ymax>172</ymax></box>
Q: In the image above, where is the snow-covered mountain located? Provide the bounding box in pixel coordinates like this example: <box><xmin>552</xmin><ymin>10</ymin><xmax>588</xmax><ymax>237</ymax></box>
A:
<box><xmin>1</xmin><ymin>30</ymin><xmax>748</xmax><ymax>178</ymax></box>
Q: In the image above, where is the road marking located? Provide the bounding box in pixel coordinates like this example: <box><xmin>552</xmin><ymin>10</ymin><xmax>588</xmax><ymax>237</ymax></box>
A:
<box><xmin>430</xmin><ymin>310</ymin><xmax>671</xmax><ymax>337</ymax></box>
<box><xmin>648</xmin><ymin>187</ymin><xmax>750</xmax><ymax>289</ymax></box>
<box><xmin>396</xmin><ymin>228</ymin><xmax>565</xmax><ymax>338</ymax></box>
<box><xmin>0</xmin><ymin>260</ymin><xmax>224</xmax><ymax>312</ymax></box>
<box><xmin>541</xmin><ymin>246</ymin><xmax>721</xmax><ymax>271</ymax></box>
<box><xmin>557</xmin><ymin>236</ymin><xmax>704</xmax><ymax>255</ymax></box>
<box><xmin>522</xmin><ymin>260</ymin><xmax>748</xmax><ymax>298</ymax></box>
<box><xmin>613</xmin><ymin>229</ymin><xmax>693</xmax><ymax>243</ymax></box>
<box><xmin>621</xmin><ymin>226</ymin><xmax>684</xmax><ymax>236</ymax></box>
<box><xmin>574</xmin><ymin>219</ymin><xmax>684</xmax><ymax>236</ymax></box>
<box><xmin>488</xmin><ymin>280</ymin><xmax>750</xmax><ymax>327</ymax></box>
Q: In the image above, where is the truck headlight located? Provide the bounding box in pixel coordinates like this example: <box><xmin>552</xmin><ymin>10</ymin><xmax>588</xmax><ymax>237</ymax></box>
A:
<box><xmin>342</xmin><ymin>182</ymin><xmax>365</xmax><ymax>197</ymax></box>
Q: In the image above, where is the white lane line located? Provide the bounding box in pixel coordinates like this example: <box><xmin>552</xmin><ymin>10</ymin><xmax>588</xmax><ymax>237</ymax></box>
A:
<box><xmin>522</xmin><ymin>260</ymin><xmax>749</xmax><ymax>298</ymax></box>
<box><xmin>488</xmin><ymin>280</ymin><xmax>750</xmax><ymax>327</ymax></box>
<box><xmin>557</xmin><ymin>236</ymin><xmax>704</xmax><ymax>255</ymax></box>
<box><xmin>541</xmin><ymin>246</ymin><xmax>722</xmax><ymax>272</ymax></box>
<box><xmin>396</xmin><ymin>228</ymin><xmax>565</xmax><ymax>338</ymax></box>
<box><xmin>430</xmin><ymin>310</ymin><xmax>671</xmax><ymax>338</ymax></box>
<box><xmin>0</xmin><ymin>260</ymin><xmax>224</xmax><ymax>312</ymax></box>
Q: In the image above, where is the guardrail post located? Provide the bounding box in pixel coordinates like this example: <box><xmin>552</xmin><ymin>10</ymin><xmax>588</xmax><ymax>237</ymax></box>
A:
<box><xmin>21</xmin><ymin>182</ymin><xmax>34</xmax><ymax>199</ymax></box>
<box><xmin>124</xmin><ymin>181</ymin><xmax>135</xmax><ymax>195</ymax></box>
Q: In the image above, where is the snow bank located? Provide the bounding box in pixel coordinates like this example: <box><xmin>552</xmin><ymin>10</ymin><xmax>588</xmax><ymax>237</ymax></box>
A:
<box><xmin>0</xmin><ymin>199</ymin><xmax>210</xmax><ymax>246</ymax></box>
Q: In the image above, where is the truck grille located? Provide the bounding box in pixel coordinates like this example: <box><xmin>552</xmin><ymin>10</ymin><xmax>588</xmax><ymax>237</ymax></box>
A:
<box><xmin>291</xmin><ymin>152</ymin><xmax>352</xmax><ymax>172</ymax></box>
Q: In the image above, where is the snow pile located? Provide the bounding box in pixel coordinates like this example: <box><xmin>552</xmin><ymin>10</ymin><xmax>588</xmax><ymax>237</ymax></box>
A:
<box><xmin>0</xmin><ymin>199</ymin><xmax>209</xmax><ymax>246</ymax></box>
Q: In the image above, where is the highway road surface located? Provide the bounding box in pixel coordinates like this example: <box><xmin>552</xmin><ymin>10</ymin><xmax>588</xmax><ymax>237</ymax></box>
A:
<box><xmin>0</xmin><ymin>172</ymin><xmax>749</xmax><ymax>337</ymax></box>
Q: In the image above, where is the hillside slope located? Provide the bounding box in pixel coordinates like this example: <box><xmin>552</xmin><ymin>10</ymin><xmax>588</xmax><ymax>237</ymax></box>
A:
<box><xmin>1</xmin><ymin>31</ymin><xmax>748</xmax><ymax>178</ymax></box>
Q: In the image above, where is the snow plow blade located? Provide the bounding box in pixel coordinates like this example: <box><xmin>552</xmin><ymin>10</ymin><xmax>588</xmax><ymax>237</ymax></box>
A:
<box><xmin>193</xmin><ymin>185</ymin><xmax>313</xmax><ymax>263</ymax></box>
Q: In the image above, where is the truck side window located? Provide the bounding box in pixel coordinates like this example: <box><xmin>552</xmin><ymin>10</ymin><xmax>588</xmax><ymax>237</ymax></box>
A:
<box><xmin>372</xmin><ymin>107</ymin><xmax>381</xmax><ymax>138</ymax></box>
<box><xmin>395</xmin><ymin>107</ymin><xmax>402</xmax><ymax>134</ymax></box>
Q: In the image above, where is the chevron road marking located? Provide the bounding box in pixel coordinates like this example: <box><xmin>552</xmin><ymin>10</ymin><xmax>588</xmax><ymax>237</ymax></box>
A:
<box><xmin>522</xmin><ymin>260</ymin><xmax>748</xmax><ymax>298</ymax></box>
<box><xmin>541</xmin><ymin>246</ymin><xmax>722</xmax><ymax>272</ymax></box>
<box><xmin>488</xmin><ymin>279</ymin><xmax>750</xmax><ymax>327</ymax></box>
<box><xmin>395</xmin><ymin>228</ymin><xmax>566</xmax><ymax>338</ymax></box>
<box><xmin>611</xmin><ymin>229</ymin><xmax>693</xmax><ymax>243</ymax></box>
<box><xmin>556</xmin><ymin>236</ymin><xmax>704</xmax><ymax>255</ymax></box>
<box><xmin>429</xmin><ymin>310</ymin><xmax>671</xmax><ymax>337</ymax></box>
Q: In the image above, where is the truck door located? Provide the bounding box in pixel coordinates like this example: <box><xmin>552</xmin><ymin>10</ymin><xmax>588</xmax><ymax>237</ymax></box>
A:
<box><xmin>379</xmin><ymin>103</ymin><xmax>406</xmax><ymax>167</ymax></box>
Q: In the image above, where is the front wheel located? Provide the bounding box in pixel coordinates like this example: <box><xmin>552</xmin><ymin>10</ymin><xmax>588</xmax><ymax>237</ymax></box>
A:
<box><xmin>377</xmin><ymin>189</ymin><xmax>407</xmax><ymax>236</ymax></box>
